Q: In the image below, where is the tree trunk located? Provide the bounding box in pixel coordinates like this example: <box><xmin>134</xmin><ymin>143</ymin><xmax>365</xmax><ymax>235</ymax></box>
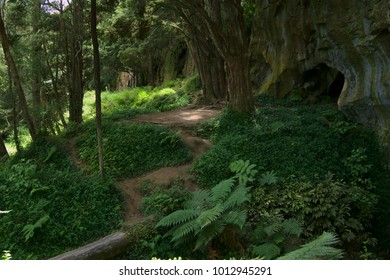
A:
<box><xmin>179</xmin><ymin>7</ymin><xmax>228</xmax><ymax>103</ymax></box>
<box><xmin>69</xmin><ymin>0</ymin><xmax>84</xmax><ymax>124</ymax></box>
<box><xmin>0</xmin><ymin>135</ymin><xmax>8</xmax><ymax>159</ymax></box>
<box><xmin>171</xmin><ymin>0</ymin><xmax>253</xmax><ymax>112</ymax></box>
<box><xmin>8</xmin><ymin>67</ymin><xmax>21</xmax><ymax>152</ymax></box>
<box><xmin>0</xmin><ymin>12</ymin><xmax>37</xmax><ymax>140</ymax></box>
<box><xmin>31</xmin><ymin>0</ymin><xmax>42</xmax><ymax>132</ymax></box>
<box><xmin>43</xmin><ymin>43</ymin><xmax>67</xmax><ymax>128</ymax></box>
<box><xmin>225</xmin><ymin>55</ymin><xmax>254</xmax><ymax>113</ymax></box>
<box><xmin>91</xmin><ymin>0</ymin><xmax>105</xmax><ymax>177</ymax></box>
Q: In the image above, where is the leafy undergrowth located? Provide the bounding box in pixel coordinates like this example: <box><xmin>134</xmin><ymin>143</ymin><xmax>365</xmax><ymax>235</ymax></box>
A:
<box><xmin>0</xmin><ymin>138</ymin><xmax>122</xmax><ymax>259</ymax></box>
<box><xmin>76</xmin><ymin>121</ymin><xmax>191</xmax><ymax>178</ymax></box>
<box><xmin>83</xmin><ymin>75</ymin><xmax>200</xmax><ymax>121</ymax></box>
<box><xmin>189</xmin><ymin>97</ymin><xmax>390</xmax><ymax>259</ymax></box>
<box><xmin>0</xmin><ymin>77</ymin><xmax>199</xmax><ymax>260</ymax></box>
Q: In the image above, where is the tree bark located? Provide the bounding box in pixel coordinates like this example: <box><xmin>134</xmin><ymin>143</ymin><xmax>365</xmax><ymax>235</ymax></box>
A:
<box><xmin>0</xmin><ymin>11</ymin><xmax>37</xmax><ymax>140</ymax></box>
<box><xmin>177</xmin><ymin>6</ymin><xmax>228</xmax><ymax>103</ymax></box>
<box><xmin>91</xmin><ymin>0</ymin><xmax>105</xmax><ymax>177</ymax></box>
<box><xmin>43</xmin><ymin>43</ymin><xmax>67</xmax><ymax>128</ymax></box>
<box><xmin>0</xmin><ymin>135</ymin><xmax>8</xmax><ymax>159</ymax></box>
<box><xmin>31</xmin><ymin>0</ymin><xmax>42</xmax><ymax>131</ymax></box>
<box><xmin>170</xmin><ymin>0</ymin><xmax>254</xmax><ymax>113</ymax></box>
<box><xmin>68</xmin><ymin>0</ymin><xmax>84</xmax><ymax>124</ymax></box>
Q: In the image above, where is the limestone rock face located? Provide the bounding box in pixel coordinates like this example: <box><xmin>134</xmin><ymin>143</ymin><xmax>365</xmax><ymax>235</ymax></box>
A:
<box><xmin>251</xmin><ymin>0</ymin><xmax>390</xmax><ymax>128</ymax></box>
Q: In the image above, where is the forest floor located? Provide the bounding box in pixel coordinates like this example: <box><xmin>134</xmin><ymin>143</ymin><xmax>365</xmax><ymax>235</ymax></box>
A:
<box><xmin>70</xmin><ymin>105</ymin><xmax>221</xmax><ymax>227</ymax></box>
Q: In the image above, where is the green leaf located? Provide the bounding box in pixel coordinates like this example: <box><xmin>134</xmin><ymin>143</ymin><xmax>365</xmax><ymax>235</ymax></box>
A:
<box><xmin>211</xmin><ymin>178</ymin><xmax>235</xmax><ymax>202</ymax></box>
<box><xmin>156</xmin><ymin>209</ymin><xmax>200</xmax><ymax>228</ymax></box>
<box><xmin>252</xmin><ymin>243</ymin><xmax>281</xmax><ymax>260</ymax></box>
<box><xmin>194</xmin><ymin>220</ymin><xmax>226</xmax><ymax>251</ymax></box>
<box><xmin>278</xmin><ymin>232</ymin><xmax>343</xmax><ymax>260</ymax></box>
<box><xmin>22</xmin><ymin>215</ymin><xmax>50</xmax><ymax>242</ymax></box>
<box><xmin>43</xmin><ymin>146</ymin><xmax>57</xmax><ymax>163</ymax></box>
<box><xmin>197</xmin><ymin>204</ymin><xmax>224</xmax><ymax>229</ymax></box>
<box><xmin>223</xmin><ymin>185</ymin><xmax>250</xmax><ymax>210</ymax></box>
<box><xmin>222</xmin><ymin>210</ymin><xmax>247</xmax><ymax>229</ymax></box>
<box><xmin>171</xmin><ymin>220</ymin><xmax>201</xmax><ymax>242</ymax></box>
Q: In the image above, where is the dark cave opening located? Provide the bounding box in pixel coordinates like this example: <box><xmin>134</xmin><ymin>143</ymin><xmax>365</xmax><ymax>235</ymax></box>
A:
<box><xmin>301</xmin><ymin>63</ymin><xmax>345</xmax><ymax>103</ymax></box>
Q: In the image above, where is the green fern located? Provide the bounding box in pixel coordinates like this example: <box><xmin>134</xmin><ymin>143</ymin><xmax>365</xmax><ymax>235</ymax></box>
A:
<box><xmin>253</xmin><ymin>243</ymin><xmax>281</xmax><ymax>260</ymax></box>
<box><xmin>197</xmin><ymin>204</ymin><xmax>224</xmax><ymax>229</ymax></box>
<box><xmin>229</xmin><ymin>160</ymin><xmax>258</xmax><ymax>186</ymax></box>
<box><xmin>250</xmin><ymin>216</ymin><xmax>303</xmax><ymax>259</ymax></box>
<box><xmin>194</xmin><ymin>220</ymin><xmax>226</xmax><ymax>251</ymax></box>
<box><xmin>211</xmin><ymin>178</ymin><xmax>235</xmax><ymax>202</ymax></box>
<box><xmin>157</xmin><ymin>209</ymin><xmax>200</xmax><ymax>228</ymax></box>
<box><xmin>223</xmin><ymin>211</ymin><xmax>247</xmax><ymax>229</ymax></box>
<box><xmin>223</xmin><ymin>185</ymin><xmax>251</xmax><ymax>210</ymax></box>
<box><xmin>259</xmin><ymin>171</ymin><xmax>278</xmax><ymax>186</ymax></box>
<box><xmin>277</xmin><ymin>232</ymin><xmax>343</xmax><ymax>260</ymax></box>
<box><xmin>22</xmin><ymin>215</ymin><xmax>50</xmax><ymax>242</ymax></box>
<box><xmin>156</xmin><ymin>160</ymin><xmax>254</xmax><ymax>251</ymax></box>
<box><xmin>170</xmin><ymin>220</ymin><xmax>200</xmax><ymax>243</ymax></box>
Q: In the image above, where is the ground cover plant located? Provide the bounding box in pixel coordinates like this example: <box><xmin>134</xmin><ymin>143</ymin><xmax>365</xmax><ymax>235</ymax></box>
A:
<box><xmin>0</xmin><ymin>138</ymin><xmax>122</xmax><ymax>259</ymax></box>
<box><xmin>76</xmin><ymin>121</ymin><xmax>191</xmax><ymax>178</ymax></box>
<box><xmin>191</xmin><ymin>97</ymin><xmax>390</xmax><ymax>258</ymax></box>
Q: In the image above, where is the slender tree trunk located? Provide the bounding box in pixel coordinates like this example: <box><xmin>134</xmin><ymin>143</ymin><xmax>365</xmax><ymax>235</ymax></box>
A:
<box><xmin>69</xmin><ymin>0</ymin><xmax>84</xmax><ymax>124</ymax></box>
<box><xmin>9</xmin><ymin>68</ymin><xmax>21</xmax><ymax>152</ymax></box>
<box><xmin>0</xmin><ymin>12</ymin><xmax>37</xmax><ymax>140</ymax></box>
<box><xmin>0</xmin><ymin>135</ymin><xmax>8</xmax><ymax>159</ymax></box>
<box><xmin>43</xmin><ymin>43</ymin><xmax>67</xmax><ymax>128</ymax></box>
<box><xmin>31</xmin><ymin>0</ymin><xmax>42</xmax><ymax>131</ymax></box>
<box><xmin>91</xmin><ymin>0</ymin><xmax>105</xmax><ymax>177</ymax></box>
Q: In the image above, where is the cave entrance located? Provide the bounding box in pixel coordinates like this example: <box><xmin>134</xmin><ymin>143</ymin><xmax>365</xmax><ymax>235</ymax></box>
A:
<box><xmin>301</xmin><ymin>63</ymin><xmax>345</xmax><ymax>103</ymax></box>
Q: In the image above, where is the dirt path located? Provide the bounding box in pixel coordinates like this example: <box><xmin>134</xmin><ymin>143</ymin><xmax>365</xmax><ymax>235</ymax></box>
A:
<box><xmin>114</xmin><ymin>106</ymin><xmax>220</xmax><ymax>225</ymax></box>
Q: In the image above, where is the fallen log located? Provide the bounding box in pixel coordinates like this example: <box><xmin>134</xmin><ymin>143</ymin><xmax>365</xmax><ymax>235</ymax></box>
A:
<box><xmin>50</xmin><ymin>231</ymin><xmax>130</xmax><ymax>260</ymax></box>
<box><xmin>50</xmin><ymin>217</ymin><xmax>155</xmax><ymax>260</ymax></box>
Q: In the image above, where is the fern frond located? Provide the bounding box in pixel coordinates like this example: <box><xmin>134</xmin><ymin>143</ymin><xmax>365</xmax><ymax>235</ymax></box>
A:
<box><xmin>211</xmin><ymin>178</ymin><xmax>235</xmax><ymax>202</ymax></box>
<box><xmin>259</xmin><ymin>171</ymin><xmax>278</xmax><ymax>186</ymax></box>
<box><xmin>277</xmin><ymin>232</ymin><xmax>343</xmax><ymax>260</ymax></box>
<box><xmin>252</xmin><ymin>243</ymin><xmax>281</xmax><ymax>260</ymax></box>
<box><xmin>281</xmin><ymin>219</ymin><xmax>303</xmax><ymax>237</ymax></box>
<box><xmin>223</xmin><ymin>185</ymin><xmax>250</xmax><ymax>210</ymax></box>
<box><xmin>222</xmin><ymin>210</ymin><xmax>247</xmax><ymax>229</ymax></box>
<box><xmin>197</xmin><ymin>204</ymin><xmax>224</xmax><ymax>229</ymax></box>
<box><xmin>229</xmin><ymin>159</ymin><xmax>248</xmax><ymax>174</ymax></box>
<box><xmin>171</xmin><ymin>220</ymin><xmax>201</xmax><ymax>242</ymax></box>
<box><xmin>156</xmin><ymin>209</ymin><xmax>200</xmax><ymax>228</ymax></box>
<box><xmin>22</xmin><ymin>214</ymin><xmax>50</xmax><ymax>242</ymax></box>
<box><xmin>263</xmin><ymin>221</ymin><xmax>283</xmax><ymax>237</ymax></box>
<box><xmin>194</xmin><ymin>220</ymin><xmax>226</xmax><ymax>251</ymax></box>
<box><xmin>186</xmin><ymin>190</ymin><xmax>212</xmax><ymax>210</ymax></box>
<box><xmin>43</xmin><ymin>146</ymin><xmax>57</xmax><ymax>163</ymax></box>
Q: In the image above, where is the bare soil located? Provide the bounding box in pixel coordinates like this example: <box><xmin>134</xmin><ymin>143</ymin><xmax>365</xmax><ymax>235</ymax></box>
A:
<box><xmin>118</xmin><ymin>105</ymin><xmax>219</xmax><ymax>225</ymax></box>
